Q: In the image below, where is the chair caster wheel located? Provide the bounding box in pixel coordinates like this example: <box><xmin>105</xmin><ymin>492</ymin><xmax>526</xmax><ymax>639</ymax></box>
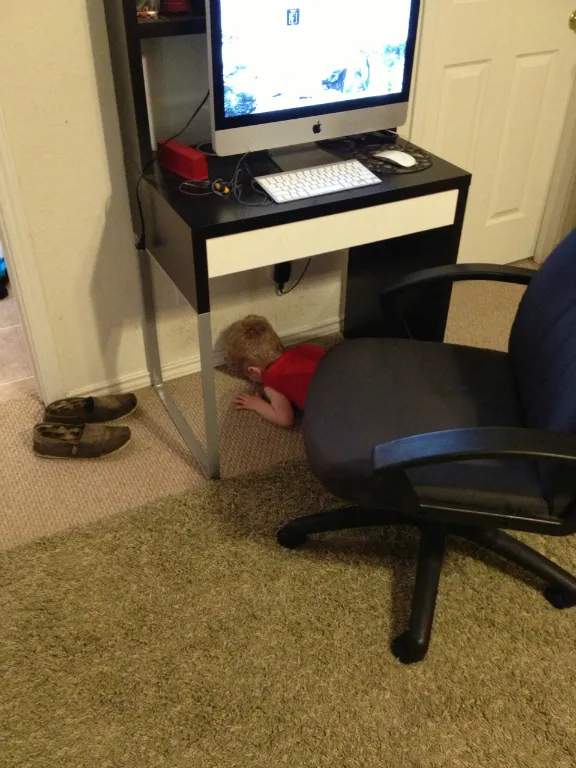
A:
<box><xmin>391</xmin><ymin>632</ymin><xmax>429</xmax><ymax>664</ymax></box>
<box><xmin>544</xmin><ymin>586</ymin><xmax>576</xmax><ymax>610</ymax></box>
<box><xmin>277</xmin><ymin>527</ymin><xmax>307</xmax><ymax>550</ymax></box>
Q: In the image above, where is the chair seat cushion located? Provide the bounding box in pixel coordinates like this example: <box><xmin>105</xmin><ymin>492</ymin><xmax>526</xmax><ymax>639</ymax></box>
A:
<box><xmin>304</xmin><ymin>338</ymin><xmax>549</xmax><ymax>517</ymax></box>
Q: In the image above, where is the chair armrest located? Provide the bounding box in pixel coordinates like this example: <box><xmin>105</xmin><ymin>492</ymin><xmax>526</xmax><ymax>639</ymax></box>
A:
<box><xmin>379</xmin><ymin>264</ymin><xmax>534</xmax><ymax>303</ymax></box>
<box><xmin>373</xmin><ymin>427</ymin><xmax>576</xmax><ymax>473</ymax></box>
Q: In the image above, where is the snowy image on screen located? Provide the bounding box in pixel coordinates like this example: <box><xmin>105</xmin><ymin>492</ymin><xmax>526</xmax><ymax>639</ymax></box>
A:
<box><xmin>220</xmin><ymin>0</ymin><xmax>414</xmax><ymax>118</ymax></box>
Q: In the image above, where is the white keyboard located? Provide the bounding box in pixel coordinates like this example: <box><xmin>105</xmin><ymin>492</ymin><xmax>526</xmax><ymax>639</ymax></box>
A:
<box><xmin>255</xmin><ymin>159</ymin><xmax>381</xmax><ymax>204</ymax></box>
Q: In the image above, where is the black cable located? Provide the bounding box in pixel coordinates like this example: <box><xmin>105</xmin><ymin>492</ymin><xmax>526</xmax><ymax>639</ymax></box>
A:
<box><xmin>231</xmin><ymin>158</ymin><xmax>272</xmax><ymax>207</ymax></box>
<box><xmin>277</xmin><ymin>258</ymin><xmax>312</xmax><ymax>295</ymax></box>
<box><xmin>196</xmin><ymin>141</ymin><xmax>217</xmax><ymax>156</ymax></box>
<box><xmin>135</xmin><ymin>91</ymin><xmax>209</xmax><ymax>250</ymax></box>
<box><xmin>179</xmin><ymin>152</ymin><xmax>272</xmax><ymax>207</ymax></box>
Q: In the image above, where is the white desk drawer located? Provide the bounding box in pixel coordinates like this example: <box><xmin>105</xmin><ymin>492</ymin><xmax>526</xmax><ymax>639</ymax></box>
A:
<box><xmin>206</xmin><ymin>189</ymin><xmax>459</xmax><ymax>279</ymax></box>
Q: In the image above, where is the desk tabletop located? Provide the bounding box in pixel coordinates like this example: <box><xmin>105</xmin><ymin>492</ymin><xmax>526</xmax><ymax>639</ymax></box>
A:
<box><xmin>146</xmin><ymin>146</ymin><xmax>471</xmax><ymax>239</ymax></box>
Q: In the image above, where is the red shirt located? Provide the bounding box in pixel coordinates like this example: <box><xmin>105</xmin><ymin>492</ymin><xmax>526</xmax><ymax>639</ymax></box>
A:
<box><xmin>262</xmin><ymin>344</ymin><xmax>326</xmax><ymax>410</ymax></box>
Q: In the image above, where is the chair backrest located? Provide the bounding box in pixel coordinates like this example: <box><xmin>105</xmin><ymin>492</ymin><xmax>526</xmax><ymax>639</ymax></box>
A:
<box><xmin>509</xmin><ymin>230</ymin><xmax>576</xmax><ymax>517</ymax></box>
<box><xmin>509</xmin><ymin>229</ymin><xmax>576</xmax><ymax>435</ymax></box>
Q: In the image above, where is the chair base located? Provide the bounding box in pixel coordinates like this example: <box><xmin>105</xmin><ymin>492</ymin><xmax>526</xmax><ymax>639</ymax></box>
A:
<box><xmin>277</xmin><ymin>506</ymin><xmax>576</xmax><ymax>664</ymax></box>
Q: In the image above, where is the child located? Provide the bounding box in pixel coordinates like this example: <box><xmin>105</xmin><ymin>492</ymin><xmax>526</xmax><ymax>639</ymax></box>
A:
<box><xmin>227</xmin><ymin>314</ymin><xmax>326</xmax><ymax>428</ymax></box>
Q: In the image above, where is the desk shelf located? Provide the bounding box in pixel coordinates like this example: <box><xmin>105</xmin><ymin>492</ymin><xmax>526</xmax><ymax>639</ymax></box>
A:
<box><xmin>137</xmin><ymin>12</ymin><xmax>206</xmax><ymax>38</ymax></box>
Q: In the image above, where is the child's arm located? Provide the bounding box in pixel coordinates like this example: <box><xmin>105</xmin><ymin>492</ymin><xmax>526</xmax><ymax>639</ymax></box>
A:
<box><xmin>234</xmin><ymin>387</ymin><xmax>294</xmax><ymax>427</ymax></box>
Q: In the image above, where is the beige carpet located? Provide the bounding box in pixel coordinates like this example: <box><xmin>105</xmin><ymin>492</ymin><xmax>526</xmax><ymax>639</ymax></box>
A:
<box><xmin>0</xmin><ymin>296</ymin><xmax>36</xmax><ymax>404</ymax></box>
<box><xmin>2</xmin><ymin>462</ymin><xmax>575</xmax><ymax>767</ymax></box>
<box><xmin>0</xmin><ymin>277</ymin><xmax>529</xmax><ymax>550</ymax></box>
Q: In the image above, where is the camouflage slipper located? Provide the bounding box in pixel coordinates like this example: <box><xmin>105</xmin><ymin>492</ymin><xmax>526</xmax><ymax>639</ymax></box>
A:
<box><xmin>44</xmin><ymin>394</ymin><xmax>137</xmax><ymax>426</ymax></box>
<box><xmin>33</xmin><ymin>423</ymin><xmax>132</xmax><ymax>459</ymax></box>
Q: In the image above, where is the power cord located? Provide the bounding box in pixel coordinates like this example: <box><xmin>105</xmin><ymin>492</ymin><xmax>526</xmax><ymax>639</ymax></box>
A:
<box><xmin>195</xmin><ymin>141</ymin><xmax>217</xmax><ymax>157</ymax></box>
<box><xmin>276</xmin><ymin>258</ymin><xmax>312</xmax><ymax>295</ymax></box>
<box><xmin>135</xmin><ymin>90</ymin><xmax>210</xmax><ymax>250</ymax></box>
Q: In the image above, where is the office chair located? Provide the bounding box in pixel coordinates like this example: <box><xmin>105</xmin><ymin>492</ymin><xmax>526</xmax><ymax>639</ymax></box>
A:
<box><xmin>277</xmin><ymin>229</ymin><xmax>576</xmax><ymax>664</ymax></box>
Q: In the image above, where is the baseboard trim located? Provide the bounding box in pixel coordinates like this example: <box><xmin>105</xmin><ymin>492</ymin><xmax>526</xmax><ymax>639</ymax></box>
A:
<box><xmin>69</xmin><ymin>317</ymin><xmax>342</xmax><ymax>398</ymax></box>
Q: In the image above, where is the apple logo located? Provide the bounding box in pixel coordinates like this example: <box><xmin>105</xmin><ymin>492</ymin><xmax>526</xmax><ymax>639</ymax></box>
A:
<box><xmin>312</xmin><ymin>121</ymin><xmax>322</xmax><ymax>135</ymax></box>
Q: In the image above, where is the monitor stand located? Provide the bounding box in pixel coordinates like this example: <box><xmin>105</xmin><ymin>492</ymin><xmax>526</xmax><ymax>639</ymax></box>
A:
<box><xmin>269</xmin><ymin>143</ymin><xmax>338</xmax><ymax>173</ymax></box>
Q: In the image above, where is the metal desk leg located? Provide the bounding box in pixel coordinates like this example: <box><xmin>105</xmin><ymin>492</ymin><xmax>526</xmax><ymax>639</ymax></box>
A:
<box><xmin>138</xmin><ymin>248</ymin><xmax>221</xmax><ymax>479</ymax></box>
<box><xmin>198</xmin><ymin>310</ymin><xmax>220</xmax><ymax>478</ymax></box>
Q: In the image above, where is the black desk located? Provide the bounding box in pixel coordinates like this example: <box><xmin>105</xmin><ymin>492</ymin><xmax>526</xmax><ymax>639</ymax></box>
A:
<box><xmin>140</xmin><ymin>149</ymin><xmax>471</xmax><ymax>477</ymax></box>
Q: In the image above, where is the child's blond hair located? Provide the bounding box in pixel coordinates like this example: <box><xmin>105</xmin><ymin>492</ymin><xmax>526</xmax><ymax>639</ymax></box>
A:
<box><xmin>227</xmin><ymin>315</ymin><xmax>284</xmax><ymax>377</ymax></box>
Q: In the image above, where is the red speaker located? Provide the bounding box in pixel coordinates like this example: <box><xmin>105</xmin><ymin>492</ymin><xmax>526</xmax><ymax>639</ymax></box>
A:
<box><xmin>158</xmin><ymin>140</ymin><xmax>208</xmax><ymax>182</ymax></box>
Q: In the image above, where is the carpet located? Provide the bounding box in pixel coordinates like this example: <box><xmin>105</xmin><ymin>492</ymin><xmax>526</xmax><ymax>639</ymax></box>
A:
<box><xmin>0</xmin><ymin>275</ymin><xmax>530</xmax><ymax>550</ymax></box>
<box><xmin>2</xmin><ymin>462</ymin><xmax>575</xmax><ymax>767</ymax></box>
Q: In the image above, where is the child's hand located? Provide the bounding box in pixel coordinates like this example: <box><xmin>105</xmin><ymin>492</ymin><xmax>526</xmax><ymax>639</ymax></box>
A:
<box><xmin>234</xmin><ymin>392</ymin><xmax>262</xmax><ymax>412</ymax></box>
<box><xmin>234</xmin><ymin>388</ymin><xmax>294</xmax><ymax>427</ymax></box>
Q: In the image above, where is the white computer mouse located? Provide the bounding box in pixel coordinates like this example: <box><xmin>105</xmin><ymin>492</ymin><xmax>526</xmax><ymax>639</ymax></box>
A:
<box><xmin>373</xmin><ymin>149</ymin><xmax>417</xmax><ymax>168</ymax></box>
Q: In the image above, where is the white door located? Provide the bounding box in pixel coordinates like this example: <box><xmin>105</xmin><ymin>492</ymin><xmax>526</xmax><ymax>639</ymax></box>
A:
<box><xmin>410</xmin><ymin>0</ymin><xmax>576</xmax><ymax>264</ymax></box>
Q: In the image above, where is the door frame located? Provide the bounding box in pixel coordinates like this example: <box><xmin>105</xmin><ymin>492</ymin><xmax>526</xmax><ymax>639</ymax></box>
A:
<box><xmin>0</xmin><ymin>102</ymin><xmax>64</xmax><ymax>404</ymax></box>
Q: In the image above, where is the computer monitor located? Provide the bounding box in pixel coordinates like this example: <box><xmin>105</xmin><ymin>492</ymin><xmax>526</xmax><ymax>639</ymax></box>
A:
<box><xmin>206</xmin><ymin>0</ymin><xmax>421</xmax><ymax>157</ymax></box>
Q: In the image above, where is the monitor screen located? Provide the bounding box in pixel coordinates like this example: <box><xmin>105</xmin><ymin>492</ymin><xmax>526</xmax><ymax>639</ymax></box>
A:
<box><xmin>213</xmin><ymin>0</ymin><xmax>418</xmax><ymax>122</ymax></box>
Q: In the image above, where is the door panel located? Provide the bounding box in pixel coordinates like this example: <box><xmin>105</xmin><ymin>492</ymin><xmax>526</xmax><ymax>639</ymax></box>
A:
<box><xmin>488</xmin><ymin>52</ymin><xmax>557</xmax><ymax>221</ymax></box>
<box><xmin>434</xmin><ymin>60</ymin><xmax>491</xmax><ymax>170</ymax></box>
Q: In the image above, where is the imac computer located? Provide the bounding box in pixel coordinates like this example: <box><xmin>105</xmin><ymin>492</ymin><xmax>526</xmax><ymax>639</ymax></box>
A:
<box><xmin>206</xmin><ymin>0</ymin><xmax>421</xmax><ymax>163</ymax></box>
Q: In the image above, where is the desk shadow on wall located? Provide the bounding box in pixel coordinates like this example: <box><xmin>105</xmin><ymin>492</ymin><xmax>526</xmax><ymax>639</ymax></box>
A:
<box><xmin>84</xmin><ymin>1</ymin><xmax>143</xmax><ymax>392</ymax></box>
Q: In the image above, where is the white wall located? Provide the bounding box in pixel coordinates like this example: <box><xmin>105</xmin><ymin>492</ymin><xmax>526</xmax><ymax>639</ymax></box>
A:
<box><xmin>0</xmin><ymin>5</ymin><xmax>345</xmax><ymax>398</ymax></box>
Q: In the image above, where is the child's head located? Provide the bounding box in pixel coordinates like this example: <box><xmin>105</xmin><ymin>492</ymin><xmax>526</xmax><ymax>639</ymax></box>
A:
<box><xmin>227</xmin><ymin>315</ymin><xmax>284</xmax><ymax>383</ymax></box>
